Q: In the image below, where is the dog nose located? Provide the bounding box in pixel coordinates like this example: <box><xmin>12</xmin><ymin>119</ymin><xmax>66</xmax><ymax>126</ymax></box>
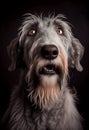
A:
<box><xmin>41</xmin><ymin>45</ymin><xmax>58</xmax><ymax>60</ymax></box>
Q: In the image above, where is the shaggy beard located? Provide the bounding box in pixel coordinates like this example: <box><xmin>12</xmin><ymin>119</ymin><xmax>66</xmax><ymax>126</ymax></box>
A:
<box><xmin>27</xmin><ymin>83</ymin><xmax>60</xmax><ymax>109</ymax></box>
<box><xmin>26</xmin><ymin>68</ymin><xmax>61</xmax><ymax>109</ymax></box>
<box><xmin>25</xmin><ymin>56</ymin><xmax>66</xmax><ymax>109</ymax></box>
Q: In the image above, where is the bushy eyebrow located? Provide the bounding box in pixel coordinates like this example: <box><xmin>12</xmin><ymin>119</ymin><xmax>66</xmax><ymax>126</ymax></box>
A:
<box><xmin>19</xmin><ymin>20</ymin><xmax>39</xmax><ymax>35</ymax></box>
<box><xmin>54</xmin><ymin>21</ymin><xmax>64</xmax><ymax>28</ymax></box>
<box><xmin>53</xmin><ymin>19</ymin><xmax>72</xmax><ymax>37</ymax></box>
<box><xmin>28</xmin><ymin>22</ymin><xmax>38</xmax><ymax>28</ymax></box>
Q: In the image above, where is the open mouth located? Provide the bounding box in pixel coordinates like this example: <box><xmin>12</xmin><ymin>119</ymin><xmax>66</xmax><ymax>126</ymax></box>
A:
<box><xmin>39</xmin><ymin>64</ymin><xmax>61</xmax><ymax>76</ymax></box>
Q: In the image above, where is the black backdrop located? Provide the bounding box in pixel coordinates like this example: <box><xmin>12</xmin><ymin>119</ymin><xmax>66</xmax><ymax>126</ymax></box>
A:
<box><xmin>0</xmin><ymin>0</ymin><xmax>89</xmax><ymax>130</ymax></box>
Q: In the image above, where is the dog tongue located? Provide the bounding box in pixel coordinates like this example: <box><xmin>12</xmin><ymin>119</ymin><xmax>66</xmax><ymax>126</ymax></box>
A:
<box><xmin>43</xmin><ymin>65</ymin><xmax>55</xmax><ymax>74</ymax></box>
<box><xmin>44</xmin><ymin>66</ymin><xmax>49</xmax><ymax>71</ymax></box>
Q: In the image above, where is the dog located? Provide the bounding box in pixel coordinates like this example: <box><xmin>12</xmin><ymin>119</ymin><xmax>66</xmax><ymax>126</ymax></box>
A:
<box><xmin>4</xmin><ymin>13</ymin><xmax>84</xmax><ymax>130</ymax></box>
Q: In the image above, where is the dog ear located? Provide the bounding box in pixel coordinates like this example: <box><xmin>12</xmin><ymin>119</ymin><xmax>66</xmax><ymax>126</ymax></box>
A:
<box><xmin>7</xmin><ymin>37</ymin><xmax>25</xmax><ymax>71</ymax></box>
<box><xmin>69</xmin><ymin>37</ymin><xmax>84</xmax><ymax>71</ymax></box>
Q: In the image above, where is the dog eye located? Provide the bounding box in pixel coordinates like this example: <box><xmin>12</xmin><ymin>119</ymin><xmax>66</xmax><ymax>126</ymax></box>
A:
<box><xmin>55</xmin><ymin>26</ymin><xmax>63</xmax><ymax>35</ymax></box>
<box><xmin>28</xmin><ymin>29</ymin><xmax>37</xmax><ymax>36</ymax></box>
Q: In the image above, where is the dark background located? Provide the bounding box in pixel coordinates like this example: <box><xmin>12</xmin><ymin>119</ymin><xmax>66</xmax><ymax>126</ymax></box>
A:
<box><xmin>0</xmin><ymin>0</ymin><xmax>89</xmax><ymax>130</ymax></box>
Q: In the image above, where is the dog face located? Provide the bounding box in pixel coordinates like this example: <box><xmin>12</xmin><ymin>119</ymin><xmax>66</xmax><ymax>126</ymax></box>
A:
<box><xmin>8</xmin><ymin>14</ymin><xmax>84</xmax><ymax>108</ymax></box>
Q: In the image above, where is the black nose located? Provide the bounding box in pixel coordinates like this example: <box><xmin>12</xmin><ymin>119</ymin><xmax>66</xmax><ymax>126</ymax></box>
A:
<box><xmin>41</xmin><ymin>45</ymin><xmax>58</xmax><ymax>60</ymax></box>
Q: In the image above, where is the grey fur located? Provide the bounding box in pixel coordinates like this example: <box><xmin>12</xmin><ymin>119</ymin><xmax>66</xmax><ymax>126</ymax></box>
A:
<box><xmin>5</xmin><ymin>13</ymin><xmax>84</xmax><ymax>130</ymax></box>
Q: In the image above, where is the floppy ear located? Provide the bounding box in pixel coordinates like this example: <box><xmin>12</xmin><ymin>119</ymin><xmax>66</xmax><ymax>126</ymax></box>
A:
<box><xmin>7</xmin><ymin>37</ymin><xmax>25</xmax><ymax>71</ymax></box>
<box><xmin>69</xmin><ymin>37</ymin><xmax>84</xmax><ymax>71</ymax></box>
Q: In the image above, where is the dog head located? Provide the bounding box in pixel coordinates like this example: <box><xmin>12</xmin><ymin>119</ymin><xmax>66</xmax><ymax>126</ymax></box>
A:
<box><xmin>8</xmin><ymin>14</ymin><xmax>84</xmax><ymax>109</ymax></box>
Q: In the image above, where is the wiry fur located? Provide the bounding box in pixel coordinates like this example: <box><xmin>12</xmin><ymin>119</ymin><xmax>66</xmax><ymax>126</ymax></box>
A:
<box><xmin>3</xmin><ymin>13</ymin><xmax>84</xmax><ymax>130</ymax></box>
